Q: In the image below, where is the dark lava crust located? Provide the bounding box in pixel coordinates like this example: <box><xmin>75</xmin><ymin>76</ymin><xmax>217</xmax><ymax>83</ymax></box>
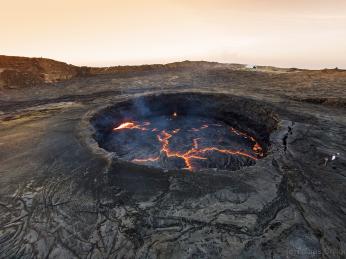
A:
<box><xmin>90</xmin><ymin>93</ymin><xmax>277</xmax><ymax>171</ymax></box>
<box><xmin>1</xmin><ymin>63</ymin><xmax>346</xmax><ymax>259</ymax></box>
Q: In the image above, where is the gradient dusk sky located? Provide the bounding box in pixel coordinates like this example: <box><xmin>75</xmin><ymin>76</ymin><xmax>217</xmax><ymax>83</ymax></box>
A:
<box><xmin>1</xmin><ymin>0</ymin><xmax>346</xmax><ymax>68</ymax></box>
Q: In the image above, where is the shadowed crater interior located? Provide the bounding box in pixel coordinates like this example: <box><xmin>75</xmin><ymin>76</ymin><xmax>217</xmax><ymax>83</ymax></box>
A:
<box><xmin>91</xmin><ymin>93</ymin><xmax>278</xmax><ymax>171</ymax></box>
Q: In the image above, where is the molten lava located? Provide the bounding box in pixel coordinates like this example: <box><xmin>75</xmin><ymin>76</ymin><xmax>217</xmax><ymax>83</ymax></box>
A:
<box><xmin>113</xmin><ymin>121</ymin><xmax>149</xmax><ymax>131</ymax></box>
<box><xmin>230</xmin><ymin>127</ymin><xmax>263</xmax><ymax>156</ymax></box>
<box><xmin>155</xmin><ymin>130</ymin><xmax>258</xmax><ymax>170</ymax></box>
<box><xmin>110</xmin><ymin>118</ymin><xmax>265</xmax><ymax>171</ymax></box>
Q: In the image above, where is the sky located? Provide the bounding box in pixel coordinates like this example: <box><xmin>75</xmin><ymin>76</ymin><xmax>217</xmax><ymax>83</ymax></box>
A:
<box><xmin>1</xmin><ymin>0</ymin><xmax>346</xmax><ymax>68</ymax></box>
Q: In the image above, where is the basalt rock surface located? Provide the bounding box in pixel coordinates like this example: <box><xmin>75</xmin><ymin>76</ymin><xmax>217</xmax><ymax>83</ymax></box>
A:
<box><xmin>0</xmin><ymin>58</ymin><xmax>346</xmax><ymax>259</ymax></box>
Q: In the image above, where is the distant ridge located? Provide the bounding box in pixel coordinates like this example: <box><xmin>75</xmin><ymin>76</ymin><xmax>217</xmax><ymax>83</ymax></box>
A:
<box><xmin>0</xmin><ymin>55</ymin><xmax>229</xmax><ymax>89</ymax></box>
<box><xmin>0</xmin><ymin>55</ymin><xmax>343</xmax><ymax>89</ymax></box>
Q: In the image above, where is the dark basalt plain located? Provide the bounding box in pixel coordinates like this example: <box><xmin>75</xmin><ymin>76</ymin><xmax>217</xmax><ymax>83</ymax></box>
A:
<box><xmin>0</xmin><ymin>62</ymin><xmax>346</xmax><ymax>259</ymax></box>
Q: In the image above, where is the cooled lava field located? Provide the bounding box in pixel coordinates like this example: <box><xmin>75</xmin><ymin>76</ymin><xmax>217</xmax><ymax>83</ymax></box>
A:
<box><xmin>0</xmin><ymin>57</ymin><xmax>346</xmax><ymax>258</ymax></box>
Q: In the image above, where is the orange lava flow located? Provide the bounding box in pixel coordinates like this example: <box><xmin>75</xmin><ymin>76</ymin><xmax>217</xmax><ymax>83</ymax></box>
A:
<box><xmin>117</xmin><ymin>120</ymin><xmax>264</xmax><ymax>170</ymax></box>
<box><xmin>113</xmin><ymin>121</ymin><xmax>149</xmax><ymax>131</ymax></box>
<box><xmin>230</xmin><ymin>127</ymin><xmax>264</xmax><ymax>156</ymax></box>
<box><xmin>156</xmin><ymin>130</ymin><xmax>257</xmax><ymax>170</ymax></box>
<box><xmin>157</xmin><ymin>130</ymin><xmax>207</xmax><ymax>170</ymax></box>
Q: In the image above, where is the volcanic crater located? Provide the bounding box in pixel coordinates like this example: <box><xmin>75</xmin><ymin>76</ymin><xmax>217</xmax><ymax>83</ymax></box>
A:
<box><xmin>2</xmin><ymin>58</ymin><xmax>346</xmax><ymax>258</ymax></box>
<box><xmin>91</xmin><ymin>93</ymin><xmax>278</xmax><ymax>172</ymax></box>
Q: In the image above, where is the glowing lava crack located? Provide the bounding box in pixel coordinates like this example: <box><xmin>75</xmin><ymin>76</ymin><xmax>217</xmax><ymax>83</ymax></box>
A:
<box><xmin>111</xmin><ymin>115</ymin><xmax>264</xmax><ymax>171</ymax></box>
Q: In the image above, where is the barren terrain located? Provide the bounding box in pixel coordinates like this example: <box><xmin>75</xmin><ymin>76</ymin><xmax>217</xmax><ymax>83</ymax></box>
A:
<box><xmin>0</xmin><ymin>56</ymin><xmax>346</xmax><ymax>258</ymax></box>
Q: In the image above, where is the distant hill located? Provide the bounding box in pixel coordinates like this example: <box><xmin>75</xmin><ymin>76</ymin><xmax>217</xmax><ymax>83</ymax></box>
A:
<box><xmin>0</xmin><ymin>55</ymin><xmax>230</xmax><ymax>89</ymax></box>
<box><xmin>0</xmin><ymin>55</ymin><xmax>81</xmax><ymax>89</ymax></box>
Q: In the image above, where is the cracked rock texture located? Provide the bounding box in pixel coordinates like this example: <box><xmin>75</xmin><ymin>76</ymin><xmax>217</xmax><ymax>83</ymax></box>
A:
<box><xmin>0</xmin><ymin>58</ymin><xmax>346</xmax><ymax>258</ymax></box>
